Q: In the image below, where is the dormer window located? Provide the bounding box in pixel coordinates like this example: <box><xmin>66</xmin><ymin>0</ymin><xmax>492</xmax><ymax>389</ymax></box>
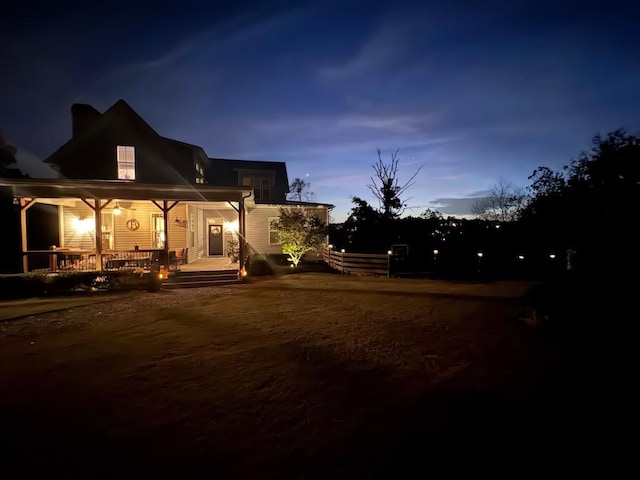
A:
<box><xmin>195</xmin><ymin>162</ymin><xmax>204</xmax><ymax>184</ymax></box>
<box><xmin>242</xmin><ymin>175</ymin><xmax>271</xmax><ymax>200</ymax></box>
<box><xmin>117</xmin><ymin>146</ymin><xmax>135</xmax><ymax>180</ymax></box>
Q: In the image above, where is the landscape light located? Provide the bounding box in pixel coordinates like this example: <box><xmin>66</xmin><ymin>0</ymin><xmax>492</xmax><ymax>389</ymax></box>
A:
<box><xmin>549</xmin><ymin>254</ymin><xmax>556</xmax><ymax>259</ymax></box>
<box><xmin>495</xmin><ymin>224</ymin><xmax>500</xmax><ymax>229</ymax></box>
<box><xmin>518</xmin><ymin>255</ymin><xmax>525</xmax><ymax>260</ymax></box>
<box><xmin>433</xmin><ymin>249</ymin><xmax>439</xmax><ymax>255</ymax></box>
<box><xmin>477</xmin><ymin>252</ymin><xmax>483</xmax><ymax>258</ymax></box>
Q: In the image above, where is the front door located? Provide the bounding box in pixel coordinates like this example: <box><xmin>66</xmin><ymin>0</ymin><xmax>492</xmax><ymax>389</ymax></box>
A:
<box><xmin>208</xmin><ymin>224</ymin><xmax>223</xmax><ymax>255</ymax></box>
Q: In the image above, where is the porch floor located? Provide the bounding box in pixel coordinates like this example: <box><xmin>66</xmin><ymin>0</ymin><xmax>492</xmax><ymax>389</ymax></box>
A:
<box><xmin>179</xmin><ymin>256</ymin><xmax>239</xmax><ymax>272</ymax></box>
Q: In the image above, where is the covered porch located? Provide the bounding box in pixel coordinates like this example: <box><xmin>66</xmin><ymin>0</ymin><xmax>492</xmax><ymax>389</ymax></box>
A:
<box><xmin>0</xmin><ymin>178</ymin><xmax>253</xmax><ymax>274</ymax></box>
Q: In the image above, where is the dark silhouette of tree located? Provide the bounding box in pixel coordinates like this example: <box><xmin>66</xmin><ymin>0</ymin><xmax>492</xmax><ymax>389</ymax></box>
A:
<box><xmin>0</xmin><ymin>130</ymin><xmax>28</xmax><ymax>178</ymax></box>
<box><xmin>521</xmin><ymin>129</ymin><xmax>640</xmax><ymax>274</ymax></box>
<box><xmin>368</xmin><ymin>148</ymin><xmax>421</xmax><ymax>219</ymax></box>
<box><xmin>471</xmin><ymin>178</ymin><xmax>528</xmax><ymax>222</ymax></box>
<box><xmin>288</xmin><ymin>177</ymin><xmax>313</xmax><ymax>202</ymax></box>
<box><xmin>0</xmin><ymin>131</ymin><xmax>28</xmax><ymax>273</ymax></box>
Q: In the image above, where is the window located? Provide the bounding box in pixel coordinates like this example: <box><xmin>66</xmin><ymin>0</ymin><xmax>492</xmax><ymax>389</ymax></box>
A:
<box><xmin>189</xmin><ymin>212</ymin><xmax>195</xmax><ymax>246</ymax></box>
<box><xmin>242</xmin><ymin>176</ymin><xmax>271</xmax><ymax>200</ymax></box>
<box><xmin>101</xmin><ymin>212</ymin><xmax>114</xmax><ymax>250</ymax></box>
<box><xmin>195</xmin><ymin>162</ymin><xmax>204</xmax><ymax>184</ymax></box>
<box><xmin>117</xmin><ymin>146</ymin><xmax>135</xmax><ymax>180</ymax></box>
<box><xmin>268</xmin><ymin>217</ymin><xmax>280</xmax><ymax>245</ymax></box>
<box><xmin>151</xmin><ymin>214</ymin><xmax>165</xmax><ymax>248</ymax></box>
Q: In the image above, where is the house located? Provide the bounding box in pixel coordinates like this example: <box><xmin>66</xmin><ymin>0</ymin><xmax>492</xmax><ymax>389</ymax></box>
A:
<box><xmin>0</xmin><ymin>99</ymin><xmax>331</xmax><ymax>275</ymax></box>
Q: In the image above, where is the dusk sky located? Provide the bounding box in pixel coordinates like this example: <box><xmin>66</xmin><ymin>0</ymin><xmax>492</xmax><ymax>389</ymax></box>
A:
<box><xmin>2</xmin><ymin>0</ymin><xmax>639</xmax><ymax>221</ymax></box>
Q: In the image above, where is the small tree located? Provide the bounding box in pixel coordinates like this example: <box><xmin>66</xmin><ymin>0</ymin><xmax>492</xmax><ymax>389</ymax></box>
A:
<box><xmin>271</xmin><ymin>208</ymin><xmax>326</xmax><ymax>267</ymax></box>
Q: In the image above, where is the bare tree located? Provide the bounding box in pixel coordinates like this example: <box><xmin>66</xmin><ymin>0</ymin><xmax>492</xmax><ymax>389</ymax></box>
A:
<box><xmin>368</xmin><ymin>148</ymin><xmax>422</xmax><ymax>219</ymax></box>
<box><xmin>471</xmin><ymin>178</ymin><xmax>528</xmax><ymax>222</ymax></box>
<box><xmin>288</xmin><ymin>177</ymin><xmax>314</xmax><ymax>202</ymax></box>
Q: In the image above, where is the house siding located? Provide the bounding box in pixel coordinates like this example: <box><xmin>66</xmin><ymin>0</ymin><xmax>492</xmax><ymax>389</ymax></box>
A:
<box><xmin>245</xmin><ymin>205</ymin><xmax>328</xmax><ymax>257</ymax></box>
<box><xmin>60</xmin><ymin>200</ymin><xmax>187</xmax><ymax>251</ymax></box>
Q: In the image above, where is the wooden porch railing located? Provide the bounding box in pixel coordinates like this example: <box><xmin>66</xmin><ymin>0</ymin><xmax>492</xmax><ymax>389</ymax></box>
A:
<box><xmin>23</xmin><ymin>249</ymin><xmax>165</xmax><ymax>273</ymax></box>
<box><xmin>322</xmin><ymin>245</ymin><xmax>389</xmax><ymax>276</ymax></box>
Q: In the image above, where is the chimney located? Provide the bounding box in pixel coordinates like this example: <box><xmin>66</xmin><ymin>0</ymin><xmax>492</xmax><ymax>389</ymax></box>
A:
<box><xmin>71</xmin><ymin>103</ymin><xmax>101</xmax><ymax>138</ymax></box>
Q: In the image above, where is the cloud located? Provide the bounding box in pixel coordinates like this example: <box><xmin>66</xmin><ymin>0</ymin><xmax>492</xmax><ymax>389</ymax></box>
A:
<box><xmin>428</xmin><ymin>195</ymin><xmax>490</xmax><ymax>216</ymax></box>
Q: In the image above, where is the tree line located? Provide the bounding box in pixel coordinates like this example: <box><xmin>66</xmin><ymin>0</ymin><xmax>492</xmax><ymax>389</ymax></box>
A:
<box><xmin>330</xmin><ymin>129</ymin><xmax>640</xmax><ymax>279</ymax></box>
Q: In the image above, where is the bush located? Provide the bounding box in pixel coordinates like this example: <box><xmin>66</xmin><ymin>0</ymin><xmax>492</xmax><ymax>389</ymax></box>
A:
<box><xmin>0</xmin><ymin>270</ymin><xmax>153</xmax><ymax>300</ymax></box>
<box><xmin>246</xmin><ymin>254</ymin><xmax>275</xmax><ymax>276</ymax></box>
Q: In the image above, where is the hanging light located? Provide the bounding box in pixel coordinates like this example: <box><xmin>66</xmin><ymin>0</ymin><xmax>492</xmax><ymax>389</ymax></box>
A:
<box><xmin>113</xmin><ymin>202</ymin><xmax>122</xmax><ymax>216</ymax></box>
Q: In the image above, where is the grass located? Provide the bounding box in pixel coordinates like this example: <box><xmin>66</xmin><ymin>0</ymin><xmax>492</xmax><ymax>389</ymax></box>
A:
<box><xmin>0</xmin><ymin>273</ymin><xmax>620</xmax><ymax>478</ymax></box>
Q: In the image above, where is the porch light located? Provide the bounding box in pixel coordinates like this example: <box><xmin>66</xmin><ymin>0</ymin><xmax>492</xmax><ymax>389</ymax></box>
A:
<box><xmin>518</xmin><ymin>255</ymin><xmax>525</xmax><ymax>260</ymax></box>
<box><xmin>341</xmin><ymin>249</ymin><xmax>345</xmax><ymax>253</ymax></box>
<box><xmin>549</xmin><ymin>254</ymin><xmax>556</xmax><ymax>259</ymax></box>
<box><xmin>387</xmin><ymin>250</ymin><xmax>393</xmax><ymax>255</ymax></box>
<box><xmin>433</xmin><ymin>249</ymin><xmax>439</xmax><ymax>255</ymax></box>
<box><xmin>113</xmin><ymin>202</ymin><xmax>122</xmax><ymax>215</ymax></box>
<box><xmin>477</xmin><ymin>252</ymin><xmax>483</xmax><ymax>258</ymax></box>
<box><xmin>224</xmin><ymin>220</ymin><xmax>239</xmax><ymax>233</ymax></box>
<box><xmin>72</xmin><ymin>216</ymin><xmax>94</xmax><ymax>234</ymax></box>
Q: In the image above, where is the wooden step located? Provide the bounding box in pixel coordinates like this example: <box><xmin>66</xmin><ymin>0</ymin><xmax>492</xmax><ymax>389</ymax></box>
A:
<box><xmin>162</xmin><ymin>270</ymin><xmax>241</xmax><ymax>289</ymax></box>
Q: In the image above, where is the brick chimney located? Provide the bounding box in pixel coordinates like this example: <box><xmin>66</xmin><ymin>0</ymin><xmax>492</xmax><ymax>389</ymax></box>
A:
<box><xmin>71</xmin><ymin>103</ymin><xmax>101</xmax><ymax>138</ymax></box>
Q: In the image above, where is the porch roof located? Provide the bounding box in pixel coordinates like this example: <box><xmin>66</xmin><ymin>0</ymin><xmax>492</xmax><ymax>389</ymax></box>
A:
<box><xmin>0</xmin><ymin>178</ymin><xmax>253</xmax><ymax>202</ymax></box>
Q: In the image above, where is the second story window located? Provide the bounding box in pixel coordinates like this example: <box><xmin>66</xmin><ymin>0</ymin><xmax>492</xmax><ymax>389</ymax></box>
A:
<box><xmin>195</xmin><ymin>162</ymin><xmax>204</xmax><ymax>184</ymax></box>
<box><xmin>117</xmin><ymin>146</ymin><xmax>135</xmax><ymax>180</ymax></box>
<box><xmin>242</xmin><ymin>176</ymin><xmax>271</xmax><ymax>201</ymax></box>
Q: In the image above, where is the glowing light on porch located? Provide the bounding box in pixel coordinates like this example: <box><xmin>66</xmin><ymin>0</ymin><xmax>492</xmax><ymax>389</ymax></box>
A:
<box><xmin>387</xmin><ymin>250</ymin><xmax>393</xmax><ymax>255</ymax></box>
<box><xmin>113</xmin><ymin>202</ymin><xmax>122</xmax><ymax>215</ymax></box>
<box><xmin>224</xmin><ymin>220</ymin><xmax>239</xmax><ymax>233</ymax></box>
<box><xmin>72</xmin><ymin>217</ymin><xmax>94</xmax><ymax>234</ymax></box>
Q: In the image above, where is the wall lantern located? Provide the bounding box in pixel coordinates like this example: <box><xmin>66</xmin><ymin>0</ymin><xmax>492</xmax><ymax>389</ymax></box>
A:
<box><xmin>174</xmin><ymin>217</ymin><xmax>188</xmax><ymax>228</ymax></box>
<box><xmin>113</xmin><ymin>202</ymin><xmax>122</xmax><ymax>216</ymax></box>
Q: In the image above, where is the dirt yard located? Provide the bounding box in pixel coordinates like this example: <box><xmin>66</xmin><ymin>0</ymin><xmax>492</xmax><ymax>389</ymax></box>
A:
<box><xmin>0</xmin><ymin>273</ymin><xmax>616</xmax><ymax>478</ymax></box>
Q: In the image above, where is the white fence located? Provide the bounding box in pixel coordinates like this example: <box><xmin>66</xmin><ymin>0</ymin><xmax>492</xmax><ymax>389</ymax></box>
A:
<box><xmin>321</xmin><ymin>246</ymin><xmax>389</xmax><ymax>276</ymax></box>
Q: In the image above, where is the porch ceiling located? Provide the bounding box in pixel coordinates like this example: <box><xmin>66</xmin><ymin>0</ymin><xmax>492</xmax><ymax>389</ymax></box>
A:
<box><xmin>0</xmin><ymin>178</ymin><xmax>253</xmax><ymax>202</ymax></box>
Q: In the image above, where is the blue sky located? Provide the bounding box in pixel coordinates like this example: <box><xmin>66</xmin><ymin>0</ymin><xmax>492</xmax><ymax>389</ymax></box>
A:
<box><xmin>2</xmin><ymin>0</ymin><xmax>639</xmax><ymax>221</ymax></box>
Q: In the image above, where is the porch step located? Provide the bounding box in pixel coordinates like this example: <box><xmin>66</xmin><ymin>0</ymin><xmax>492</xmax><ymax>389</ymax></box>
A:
<box><xmin>162</xmin><ymin>270</ymin><xmax>242</xmax><ymax>289</ymax></box>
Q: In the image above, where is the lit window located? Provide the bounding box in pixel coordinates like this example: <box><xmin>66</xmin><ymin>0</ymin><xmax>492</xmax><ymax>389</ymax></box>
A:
<box><xmin>268</xmin><ymin>217</ymin><xmax>280</xmax><ymax>245</ymax></box>
<box><xmin>195</xmin><ymin>162</ymin><xmax>204</xmax><ymax>184</ymax></box>
<box><xmin>117</xmin><ymin>146</ymin><xmax>135</xmax><ymax>180</ymax></box>
<box><xmin>151</xmin><ymin>214</ymin><xmax>165</xmax><ymax>248</ymax></box>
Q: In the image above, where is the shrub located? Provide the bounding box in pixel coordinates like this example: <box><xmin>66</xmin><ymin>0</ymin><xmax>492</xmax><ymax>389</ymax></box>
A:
<box><xmin>246</xmin><ymin>254</ymin><xmax>274</xmax><ymax>276</ymax></box>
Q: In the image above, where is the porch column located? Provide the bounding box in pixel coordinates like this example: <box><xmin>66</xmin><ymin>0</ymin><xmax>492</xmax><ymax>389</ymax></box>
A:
<box><xmin>151</xmin><ymin>200</ymin><xmax>179</xmax><ymax>267</ymax></box>
<box><xmin>239</xmin><ymin>197</ymin><xmax>246</xmax><ymax>271</ymax></box>
<box><xmin>19</xmin><ymin>197</ymin><xmax>37</xmax><ymax>273</ymax></box>
<box><xmin>93</xmin><ymin>199</ymin><xmax>104</xmax><ymax>270</ymax></box>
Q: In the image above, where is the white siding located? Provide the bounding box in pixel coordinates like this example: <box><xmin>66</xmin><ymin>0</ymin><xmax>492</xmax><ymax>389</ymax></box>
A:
<box><xmin>61</xmin><ymin>200</ymin><xmax>187</xmax><ymax>251</ymax></box>
<box><xmin>245</xmin><ymin>205</ymin><xmax>328</xmax><ymax>257</ymax></box>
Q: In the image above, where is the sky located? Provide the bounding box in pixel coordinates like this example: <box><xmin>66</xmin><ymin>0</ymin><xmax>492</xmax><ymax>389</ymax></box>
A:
<box><xmin>2</xmin><ymin>0</ymin><xmax>639</xmax><ymax>222</ymax></box>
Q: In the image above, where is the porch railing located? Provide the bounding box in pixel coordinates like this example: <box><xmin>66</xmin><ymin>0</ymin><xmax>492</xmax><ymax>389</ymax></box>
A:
<box><xmin>23</xmin><ymin>248</ymin><xmax>165</xmax><ymax>273</ymax></box>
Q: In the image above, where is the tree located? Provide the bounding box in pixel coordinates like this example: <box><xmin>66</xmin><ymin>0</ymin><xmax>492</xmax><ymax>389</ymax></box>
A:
<box><xmin>368</xmin><ymin>148</ymin><xmax>421</xmax><ymax>219</ymax></box>
<box><xmin>271</xmin><ymin>208</ymin><xmax>326</xmax><ymax>267</ymax></box>
<box><xmin>521</xmin><ymin>129</ymin><xmax>640</xmax><ymax>273</ymax></box>
<box><xmin>288</xmin><ymin>177</ymin><xmax>314</xmax><ymax>202</ymax></box>
<box><xmin>0</xmin><ymin>130</ymin><xmax>28</xmax><ymax>178</ymax></box>
<box><xmin>471</xmin><ymin>178</ymin><xmax>528</xmax><ymax>222</ymax></box>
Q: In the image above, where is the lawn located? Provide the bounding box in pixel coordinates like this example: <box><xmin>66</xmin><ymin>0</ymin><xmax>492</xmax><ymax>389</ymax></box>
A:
<box><xmin>0</xmin><ymin>273</ymin><xmax>616</xmax><ymax>478</ymax></box>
